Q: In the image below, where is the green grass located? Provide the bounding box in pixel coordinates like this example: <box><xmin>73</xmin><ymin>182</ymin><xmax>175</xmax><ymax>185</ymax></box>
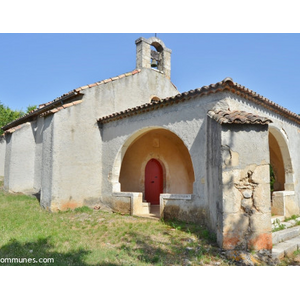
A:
<box><xmin>284</xmin><ymin>214</ymin><xmax>300</xmax><ymax>222</ymax></box>
<box><xmin>0</xmin><ymin>180</ymin><xmax>232</xmax><ymax>266</ymax></box>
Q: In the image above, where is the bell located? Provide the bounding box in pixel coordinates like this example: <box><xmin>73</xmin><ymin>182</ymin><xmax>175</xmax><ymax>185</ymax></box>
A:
<box><xmin>151</xmin><ymin>59</ymin><xmax>158</xmax><ymax>68</ymax></box>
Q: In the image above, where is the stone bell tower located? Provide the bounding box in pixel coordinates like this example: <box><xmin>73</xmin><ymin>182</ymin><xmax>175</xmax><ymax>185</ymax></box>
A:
<box><xmin>135</xmin><ymin>37</ymin><xmax>172</xmax><ymax>79</ymax></box>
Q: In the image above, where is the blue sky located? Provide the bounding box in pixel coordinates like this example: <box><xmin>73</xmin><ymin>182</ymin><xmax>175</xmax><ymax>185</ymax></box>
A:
<box><xmin>1</xmin><ymin>33</ymin><xmax>300</xmax><ymax>115</ymax></box>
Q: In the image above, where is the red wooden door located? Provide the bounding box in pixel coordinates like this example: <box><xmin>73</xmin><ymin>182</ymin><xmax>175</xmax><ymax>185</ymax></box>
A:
<box><xmin>145</xmin><ymin>159</ymin><xmax>163</xmax><ymax>205</ymax></box>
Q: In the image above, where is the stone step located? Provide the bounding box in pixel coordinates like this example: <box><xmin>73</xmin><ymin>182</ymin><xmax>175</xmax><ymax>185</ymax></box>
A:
<box><xmin>272</xmin><ymin>226</ymin><xmax>300</xmax><ymax>244</ymax></box>
<box><xmin>272</xmin><ymin>225</ymin><xmax>300</xmax><ymax>260</ymax></box>
<box><xmin>140</xmin><ymin>201</ymin><xmax>151</xmax><ymax>214</ymax></box>
<box><xmin>272</xmin><ymin>236</ymin><xmax>300</xmax><ymax>260</ymax></box>
<box><xmin>271</xmin><ymin>216</ymin><xmax>300</xmax><ymax>230</ymax></box>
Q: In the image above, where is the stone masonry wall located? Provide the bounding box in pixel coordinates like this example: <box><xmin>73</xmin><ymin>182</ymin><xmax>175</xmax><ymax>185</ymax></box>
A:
<box><xmin>219</xmin><ymin>124</ymin><xmax>272</xmax><ymax>250</ymax></box>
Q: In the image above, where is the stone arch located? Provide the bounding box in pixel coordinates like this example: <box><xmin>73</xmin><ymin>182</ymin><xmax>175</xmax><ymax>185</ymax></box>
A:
<box><xmin>268</xmin><ymin>125</ymin><xmax>294</xmax><ymax>192</ymax></box>
<box><xmin>112</xmin><ymin>127</ymin><xmax>195</xmax><ymax>196</ymax></box>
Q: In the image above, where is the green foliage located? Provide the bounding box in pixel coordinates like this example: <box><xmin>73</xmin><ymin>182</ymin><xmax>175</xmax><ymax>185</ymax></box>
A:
<box><xmin>270</xmin><ymin>164</ymin><xmax>275</xmax><ymax>192</ymax></box>
<box><xmin>0</xmin><ymin>102</ymin><xmax>37</xmax><ymax>135</ymax></box>
<box><xmin>0</xmin><ymin>102</ymin><xmax>23</xmax><ymax>135</ymax></box>
<box><xmin>74</xmin><ymin>206</ymin><xmax>93</xmax><ymax>213</ymax></box>
<box><xmin>272</xmin><ymin>218</ymin><xmax>286</xmax><ymax>232</ymax></box>
<box><xmin>26</xmin><ymin>105</ymin><xmax>37</xmax><ymax>114</ymax></box>
<box><xmin>284</xmin><ymin>214</ymin><xmax>300</xmax><ymax>222</ymax></box>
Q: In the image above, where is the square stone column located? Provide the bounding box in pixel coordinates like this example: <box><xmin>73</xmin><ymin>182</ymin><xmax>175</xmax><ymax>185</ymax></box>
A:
<box><xmin>218</xmin><ymin>124</ymin><xmax>272</xmax><ymax>250</ymax></box>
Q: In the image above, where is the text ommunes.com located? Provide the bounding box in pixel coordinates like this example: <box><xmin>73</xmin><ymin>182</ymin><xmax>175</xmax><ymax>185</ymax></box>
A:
<box><xmin>0</xmin><ymin>257</ymin><xmax>54</xmax><ymax>264</ymax></box>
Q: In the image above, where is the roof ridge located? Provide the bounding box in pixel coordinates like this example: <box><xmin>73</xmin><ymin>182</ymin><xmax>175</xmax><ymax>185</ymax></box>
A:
<box><xmin>98</xmin><ymin>78</ymin><xmax>300</xmax><ymax>126</ymax></box>
<box><xmin>2</xmin><ymin>69</ymin><xmax>142</xmax><ymax>131</ymax></box>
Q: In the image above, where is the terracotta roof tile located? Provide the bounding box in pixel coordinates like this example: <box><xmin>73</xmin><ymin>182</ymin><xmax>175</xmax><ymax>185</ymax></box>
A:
<box><xmin>207</xmin><ymin>110</ymin><xmax>273</xmax><ymax>125</ymax></box>
<box><xmin>88</xmin><ymin>83</ymin><xmax>97</xmax><ymax>88</ymax></box>
<box><xmin>2</xmin><ymin>69</ymin><xmax>141</xmax><ymax>132</ymax></box>
<box><xmin>98</xmin><ymin>77</ymin><xmax>300</xmax><ymax>126</ymax></box>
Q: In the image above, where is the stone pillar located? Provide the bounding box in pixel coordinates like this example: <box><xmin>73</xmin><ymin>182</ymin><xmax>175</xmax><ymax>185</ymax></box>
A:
<box><xmin>218</xmin><ymin>124</ymin><xmax>272</xmax><ymax>251</ymax></box>
<box><xmin>135</xmin><ymin>37</ymin><xmax>151</xmax><ymax>69</ymax></box>
<box><xmin>161</xmin><ymin>48</ymin><xmax>171</xmax><ymax>79</ymax></box>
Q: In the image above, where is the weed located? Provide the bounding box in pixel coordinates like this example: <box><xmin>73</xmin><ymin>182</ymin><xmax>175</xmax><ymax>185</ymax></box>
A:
<box><xmin>74</xmin><ymin>206</ymin><xmax>93</xmax><ymax>213</ymax></box>
<box><xmin>272</xmin><ymin>219</ymin><xmax>286</xmax><ymax>232</ymax></box>
<box><xmin>284</xmin><ymin>214</ymin><xmax>300</xmax><ymax>222</ymax></box>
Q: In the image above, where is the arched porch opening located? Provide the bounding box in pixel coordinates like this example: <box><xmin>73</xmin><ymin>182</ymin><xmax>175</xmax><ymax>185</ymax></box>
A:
<box><xmin>113</xmin><ymin>127</ymin><xmax>195</xmax><ymax>216</ymax></box>
<box><xmin>269</xmin><ymin>125</ymin><xmax>296</xmax><ymax>218</ymax></box>
<box><xmin>119</xmin><ymin>128</ymin><xmax>194</xmax><ymax>194</ymax></box>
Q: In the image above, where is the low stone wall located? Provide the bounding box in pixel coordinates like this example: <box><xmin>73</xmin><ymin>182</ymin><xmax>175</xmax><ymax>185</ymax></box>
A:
<box><xmin>272</xmin><ymin>191</ymin><xmax>299</xmax><ymax>218</ymax></box>
<box><xmin>159</xmin><ymin>194</ymin><xmax>205</xmax><ymax>222</ymax></box>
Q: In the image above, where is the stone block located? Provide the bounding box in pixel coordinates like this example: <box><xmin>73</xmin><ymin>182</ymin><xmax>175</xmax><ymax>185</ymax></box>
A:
<box><xmin>222</xmin><ymin>231</ymin><xmax>247</xmax><ymax>250</ymax></box>
<box><xmin>247</xmin><ymin>231</ymin><xmax>272</xmax><ymax>250</ymax></box>
<box><xmin>250</xmin><ymin>213</ymin><xmax>272</xmax><ymax>232</ymax></box>
<box><xmin>222</xmin><ymin>187</ymin><xmax>243</xmax><ymax>213</ymax></box>
<box><xmin>223</xmin><ymin>213</ymin><xmax>249</xmax><ymax>233</ymax></box>
<box><xmin>253</xmin><ymin>184</ymin><xmax>271</xmax><ymax>213</ymax></box>
<box><xmin>251</xmin><ymin>165</ymin><xmax>269</xmax><ymax>184</ymax></box>
<box><xmin>285</xmin><ymin>194</ymin><xmax>299</xmax><ymax>218</ymax></box>
<box><xmin>271</xmin><ymin>192</ymin><xmax>284</xmax><ymax>216</ymax></box>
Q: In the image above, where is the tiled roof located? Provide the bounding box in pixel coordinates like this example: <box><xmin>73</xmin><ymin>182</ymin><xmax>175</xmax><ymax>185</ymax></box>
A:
<box><xmin>2</xmin><ymin>69</ymin><xmax>142</xmax><ymax>132</ymax></box>
<box><xmin>98</xmin><ymin>77</ymin><xmax>300</xmax><ymax>126</ymax></box>
<box><xmin>207</xmin><ymin>110</ymin><xmax>273</xmax><ymax>125</ymax></box>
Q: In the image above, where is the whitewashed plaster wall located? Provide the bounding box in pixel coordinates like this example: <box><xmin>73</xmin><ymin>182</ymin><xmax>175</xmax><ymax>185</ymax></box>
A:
<box><xmin>0</xmin><ymin>136</ymin><xmax>6</xmax><ymax>177</ymax></box>
<box><xmin>4</xmin><ymin>122</ymin><xmax>36</xmax><ymax>193</ymax></box>
<box><xmin>41</xmin><ymin>68</ymin><xmax>179</xmax><ymax>211</ymax></box>
<box><xmin>100</xmin><ymin>92</ymin><xmax>229</xmax><ymax>223</ymax></box>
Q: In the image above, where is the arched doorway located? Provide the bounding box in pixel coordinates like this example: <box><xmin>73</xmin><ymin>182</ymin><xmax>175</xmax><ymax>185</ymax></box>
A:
<box><xmin>114</xmin><ymin>127</ymin><xmax>195</xmax><ymax>216</ymax></box>
<box><xmin>118</xmin><ymin>128</ymin><xmax>194</xmax><ymax>195</ymax></box>
<box><xmin>145</xmin><ymin>159</ymin><xmax>163</xmax><ymax>205</ymax></box>
<box><xmin>268</xmin><ymin>126</ymin><xmax>297</xmax><ymax>217</ymax></box>
<box><xmin>269</xmin><ymin>131</ymin><xmax>285</xmax><ymax>192</ymax></box>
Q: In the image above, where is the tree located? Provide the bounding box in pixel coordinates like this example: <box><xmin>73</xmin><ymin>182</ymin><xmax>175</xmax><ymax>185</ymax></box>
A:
<box><xmin>26</xmin><ymin>105</ymin><xmax>37</xmax><ymax>114</ymax></box>
<box><xmin>0</xmin><ymin>102</ymin><xmax>36</xmax><ymax>135</ymax></box>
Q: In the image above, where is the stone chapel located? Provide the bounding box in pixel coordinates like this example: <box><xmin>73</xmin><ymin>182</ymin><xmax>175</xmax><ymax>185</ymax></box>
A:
<box><xmin>1</xmin><ymin>36</ymin><xmax>300</xmax><ymax>251</ymax></box>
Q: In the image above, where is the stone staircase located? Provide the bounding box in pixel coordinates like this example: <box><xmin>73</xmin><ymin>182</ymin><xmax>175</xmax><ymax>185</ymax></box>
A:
<box><xmin>134</xmin><ymin>204</ymin><xmax>160</xmax><ymax>219</ymax></box>
<box><xmin>140</xmin><ymin>201</ymin><xmax>151</xmax><ymax>214</ymax></box>
<box><xmin>271</xmin><ymin>215</ymin><xmax>300</xmax><ymax>260</ymax></box>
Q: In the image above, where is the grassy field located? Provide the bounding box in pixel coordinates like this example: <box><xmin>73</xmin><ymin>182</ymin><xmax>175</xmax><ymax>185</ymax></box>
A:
<box><xmin>0</xmin><ymin>180</ymin><xmax>236</xmax><ymax>266</ymax></box>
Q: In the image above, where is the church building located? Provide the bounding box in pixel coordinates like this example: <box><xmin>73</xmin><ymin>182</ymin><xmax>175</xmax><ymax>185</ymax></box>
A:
<box><xmin>1</xmin><ymin>36</ymin><xmax>300</xmax><ymax>252</ymax></box>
